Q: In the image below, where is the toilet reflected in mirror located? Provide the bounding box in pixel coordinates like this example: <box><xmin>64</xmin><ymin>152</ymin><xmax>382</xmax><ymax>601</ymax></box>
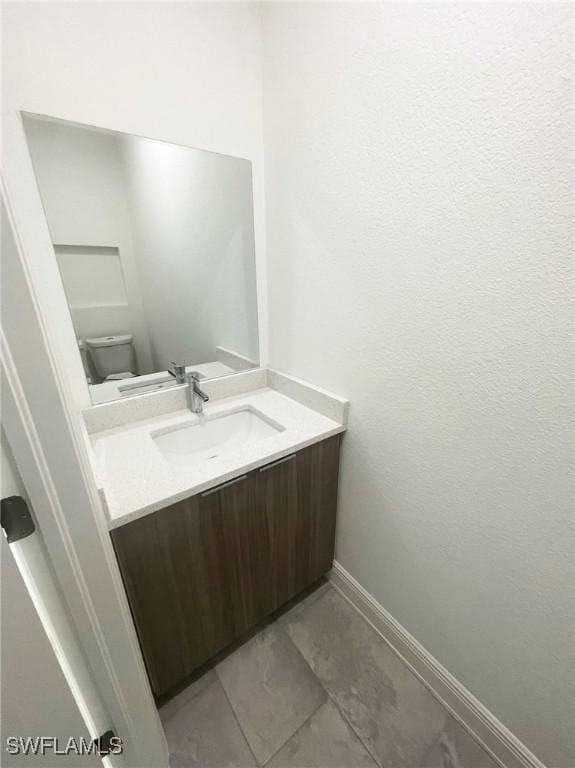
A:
<box><xmin>85</xmin><ymin>334</ymin><xmax>138</xmax><ymax>383</ymax></box>
<box><xmin>23</xmin><ymin>113</ymin><xmax>260</xmax><ymax>404</ymax></box>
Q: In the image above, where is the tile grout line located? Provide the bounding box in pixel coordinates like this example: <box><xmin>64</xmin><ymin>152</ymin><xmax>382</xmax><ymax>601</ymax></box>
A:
<box><xmin>260</xmin><ymin>697</ymin><xmax>327</xmax><ymax>767</ymax></box>
<box><xmin>322</xmin><ymin>691</ymin><xmax>383</xmax><ymax>768</ymax></box>
<box><xmin>213</xmin><ymin>581</ymin><xmax>334</xmax><ymax>766</ymax></box>
<box><xmin>216</xmin><ymin>616</ymin><xmax>328</xmax><ymax>768</ymax></box>
<box><xmin>160</xmin><ymin>583</ymin><xmax>333</xmax><ymax>764</ymax></box>
<box><xmin>215</xmin><ymin>667</ymin><xmax>261</xmax><ymax>767</ymax></box>
<box><xmin>276</xmin><ymin>587</ymin><xmax>384</xmax><ymax>768</ymax></box>
<box><xmin>317</xmin><ymin>583</ymin><xmax>451</xmax><ymax>768</ymax></box>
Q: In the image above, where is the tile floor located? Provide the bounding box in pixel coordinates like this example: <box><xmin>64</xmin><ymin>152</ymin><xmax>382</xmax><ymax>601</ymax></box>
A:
<box><xmin>160</xmin><ymin>584</ymin><xmax>499</xmax><ymax>768</ymax></box>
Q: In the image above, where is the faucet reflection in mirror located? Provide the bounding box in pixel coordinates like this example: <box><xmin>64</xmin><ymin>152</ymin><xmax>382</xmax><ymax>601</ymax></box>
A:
<box><xmin>23</xmin><ymin>113</ymin><xmax>260</xmax><ymax>405</ymax></box>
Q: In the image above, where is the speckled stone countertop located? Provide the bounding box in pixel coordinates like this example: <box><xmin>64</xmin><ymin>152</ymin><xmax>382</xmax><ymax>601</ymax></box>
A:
<box><xmin>91</xmin><ymin>386</ymin><xmax>345</xmax><ymax>530</ymax></box>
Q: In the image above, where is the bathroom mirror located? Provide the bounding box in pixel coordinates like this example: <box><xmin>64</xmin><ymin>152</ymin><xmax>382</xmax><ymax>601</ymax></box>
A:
<box><xmin>23</xmin><ymin>114</ymin><xmax>260</xmax><ymax>404</ymax></box>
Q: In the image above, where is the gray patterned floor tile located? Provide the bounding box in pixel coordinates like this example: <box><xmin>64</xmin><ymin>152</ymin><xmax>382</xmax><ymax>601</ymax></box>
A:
<box><xmin>283</xmin><ymin>588</ymin><xmax>448</xmax><ymax>768</ymax></box>
<box><xmin>267</xmin><ymin>699</ymin><xmax>377</xmax><ymax>768</ymax></box>
<box><xmin>217</xmin><ymin>625</ymin><xmax>327</xmax><ymax>765</ymax></box>
<box><xmin>163</xmin><ymin>676</ymin><xmax>256</xmax><ymax>767</ymax></box>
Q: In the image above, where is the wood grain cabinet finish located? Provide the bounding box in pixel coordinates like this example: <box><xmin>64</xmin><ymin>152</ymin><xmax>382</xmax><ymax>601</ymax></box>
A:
<box><xmin>111</xmin><ymin>434</ymin><xmax>341</xmax><ymax>698</ymax></box>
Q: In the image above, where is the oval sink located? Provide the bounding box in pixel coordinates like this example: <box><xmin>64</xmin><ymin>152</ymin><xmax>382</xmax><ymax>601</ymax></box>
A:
<box><xmin>151</xmin><ymin>407</ymin><xmax>284</xmax><ymax>467</ymax></box>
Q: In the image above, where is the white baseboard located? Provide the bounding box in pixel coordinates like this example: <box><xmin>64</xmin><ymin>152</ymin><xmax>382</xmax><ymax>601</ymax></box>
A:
<box><xmin>329</xmin><ymin>561</ymin><xmax>546</xmax><ymax>768</ymax></box>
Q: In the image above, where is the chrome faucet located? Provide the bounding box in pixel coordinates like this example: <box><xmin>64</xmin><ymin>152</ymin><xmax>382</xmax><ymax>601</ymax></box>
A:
<box><xmin>168</xmin><ymin>362</ymin><xmax>186</xmax><ymax>384</ymax></box>
<box><xmin>168</xmin><ymin>363</ymin><xmax>209</xmax><ymax>413</ymax></box>
<box><xmin>186</xmin><ymin>372</ymin><xmax>209</xmax><ymax>414</ymax></box>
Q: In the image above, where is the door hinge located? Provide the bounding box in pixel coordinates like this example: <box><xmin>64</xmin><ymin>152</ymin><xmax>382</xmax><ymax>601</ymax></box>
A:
<box><xmin>94</xmin><ymin>729</ymin><xmax>117</xmax><ymax>757</ymax></box>
<box><xmin>1</xmin><ymin>495</ymin><xmax>36</xmax><ymax>543</ymax></box>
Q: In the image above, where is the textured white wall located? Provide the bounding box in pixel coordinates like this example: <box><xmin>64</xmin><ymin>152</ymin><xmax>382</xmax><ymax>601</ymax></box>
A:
<box><xmin>262</xmin><ymin>4</ymin><xmax>574</xmax><ymax>766</ymax></box>
<box><xmin>2</xmin><ymin>1</ymin><xmax>266</xmax><ymax>408</ymax></box>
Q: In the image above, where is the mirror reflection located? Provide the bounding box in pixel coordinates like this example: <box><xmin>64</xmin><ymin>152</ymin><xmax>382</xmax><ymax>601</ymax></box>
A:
<box><xmin>23</xmin><ymin>114</ymin><xmax>260</xmax><ymax>404</ymax></box>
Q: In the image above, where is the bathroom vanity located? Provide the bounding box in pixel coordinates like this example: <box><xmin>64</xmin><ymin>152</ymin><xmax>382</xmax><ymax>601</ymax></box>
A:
<box><xmin>85</xmin><ymin>369</ymin><xmax>348</xmax><ymax>700</ymax></box>
<box><xmin>111</xmin><ymin>434</ymin><xmax>340</xmax><ymax>698</ymax></box>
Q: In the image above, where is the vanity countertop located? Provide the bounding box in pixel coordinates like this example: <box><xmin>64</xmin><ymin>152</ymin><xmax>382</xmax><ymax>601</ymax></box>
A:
<box><xmin>91</xmin><ymin>386</ymin><xmax>345</xmax><ymax>530</ymax></box>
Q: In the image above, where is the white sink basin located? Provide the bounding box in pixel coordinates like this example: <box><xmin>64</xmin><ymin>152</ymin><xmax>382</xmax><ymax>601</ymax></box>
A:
<box><xmin>152</xmin><ymin>407</ymin><xmax>284</xmax><ymax>467</ymax></box>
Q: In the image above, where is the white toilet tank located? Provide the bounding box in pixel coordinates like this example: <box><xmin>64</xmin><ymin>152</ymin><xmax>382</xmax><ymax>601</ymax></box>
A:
<box><xmin>85</xmin><ymin>334</ymin><xmax>137</xmax><ymax>381</ymax></box>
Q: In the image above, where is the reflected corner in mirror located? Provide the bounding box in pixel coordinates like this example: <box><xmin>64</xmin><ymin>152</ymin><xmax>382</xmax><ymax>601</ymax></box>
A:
<box><xmin>22</xmin><ymin>113</ymin><xmax>260</xmax><ymax>405</ymax></box>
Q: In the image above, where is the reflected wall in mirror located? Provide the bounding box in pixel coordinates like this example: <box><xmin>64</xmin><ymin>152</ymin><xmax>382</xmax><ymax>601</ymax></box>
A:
<box><xmin>23</xmin><ymin>114</ymin><xmax>260</xmax><ymax>404</ymax></box>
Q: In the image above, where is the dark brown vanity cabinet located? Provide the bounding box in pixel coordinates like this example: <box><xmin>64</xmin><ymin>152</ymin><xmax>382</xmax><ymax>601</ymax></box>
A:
<box><xmin>111</xmin><ymin>434</ymin><xmax>341</xmax><ymax>698</ymax></box>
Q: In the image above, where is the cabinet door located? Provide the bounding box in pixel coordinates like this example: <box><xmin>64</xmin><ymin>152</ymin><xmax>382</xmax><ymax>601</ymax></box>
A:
<box><xmin>111</xmin><ymin>473</ymin><xmax>257</xmax><ymax>698</ymax></box>
<box><xmin>111</xmin><ymin>502</ymin><xmax>206</xmax><ymax>697</ymax></box>
<box><xmin>255</xmin><ymin>434</ymin><xmax>342</xmax><ymax>613</ymax></box>
<box><xmin>255</xmin><ymin>453</ymin><xmax>300</xmax><ymax>611</ymax></box>
<box><xmin>296</xmin><ymin>434</ymin><xmax>342</xmax><ymax>584</ymax></box>
<box><xmin>196</xmin><ymin>473</ymin><xmax>261</xmax><ymax>648</ymax></box>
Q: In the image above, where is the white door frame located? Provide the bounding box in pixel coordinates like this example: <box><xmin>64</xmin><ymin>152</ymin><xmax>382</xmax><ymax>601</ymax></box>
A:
<box><xmin>1</xmin><ymin>183</ymin><xmax>168</xmax><ymax>768</ymax></box>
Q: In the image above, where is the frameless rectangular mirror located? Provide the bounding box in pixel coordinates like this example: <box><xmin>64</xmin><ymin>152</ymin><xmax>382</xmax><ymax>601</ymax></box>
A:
<box><xmin>23</xmin><ymin>114</ymin><xmax>260</xmax><ymax>404</ymax></box>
